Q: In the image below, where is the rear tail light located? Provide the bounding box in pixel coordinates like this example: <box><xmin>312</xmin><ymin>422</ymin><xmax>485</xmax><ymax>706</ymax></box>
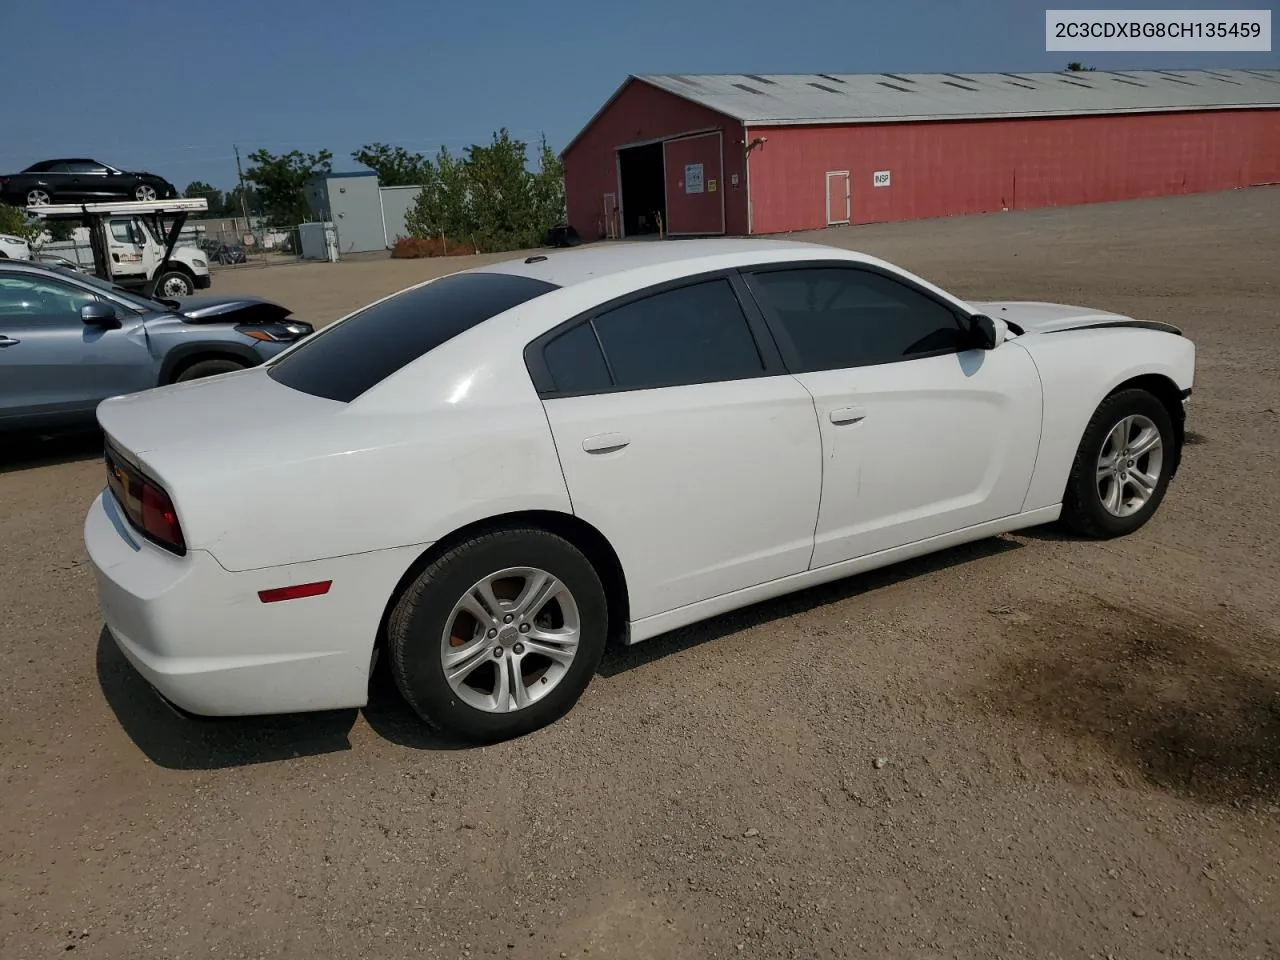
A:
<box><xmin>105</xmin><ymin>443</ymin><xmax>186</xmax><ymax>554</ymax></box>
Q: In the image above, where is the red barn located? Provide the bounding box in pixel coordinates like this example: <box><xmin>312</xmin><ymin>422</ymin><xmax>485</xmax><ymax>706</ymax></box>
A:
<box><xmin>561</xmin><ymin>69</ymin><xmax>1280</xmax><ymax>239</ymax></box>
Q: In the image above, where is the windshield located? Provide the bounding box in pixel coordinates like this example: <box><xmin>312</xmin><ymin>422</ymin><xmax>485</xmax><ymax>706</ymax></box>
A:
<box><xmin>46</xmin><ymin>265</ymin><xmax>167</xmax><ymax>312</ymax></box>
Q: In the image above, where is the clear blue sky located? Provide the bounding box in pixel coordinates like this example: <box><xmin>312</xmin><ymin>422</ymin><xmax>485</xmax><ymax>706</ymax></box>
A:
<box><xmin>5</xmin><ymin>0</ymin><xmax>1276</xmax><ymax>191</ymax></box>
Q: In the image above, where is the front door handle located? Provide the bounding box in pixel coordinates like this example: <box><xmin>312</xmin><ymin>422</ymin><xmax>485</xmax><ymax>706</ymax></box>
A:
<box><xmin>582</xmin><ymin>432</ymin><xmax>630</xmax><ymax>454</ymax></box>
<box><xmin>0</xmin><ymin>336</ymin><xmax>20</xmax><ymax>348</ymax></box>
<box><xmin>829</xmin><ymin>406</ymin><xmax>867</xmax><ymax>425</ymax></box>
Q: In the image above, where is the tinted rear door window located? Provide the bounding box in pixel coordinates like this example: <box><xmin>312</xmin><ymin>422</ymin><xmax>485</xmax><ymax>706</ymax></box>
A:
<box><xmin>543</xmin><ymin>322</ymin><xmax>612</xmax><ymax>394</ymax></box>
<box><xmin>268</xmin><ymin>271</ymin><xmax>558</xmax><ymax>402</ymax></box>
<box><xmin>589</xmin><ymin>278</ymin><xmax>764</xmax><ymax>391</ymax></box>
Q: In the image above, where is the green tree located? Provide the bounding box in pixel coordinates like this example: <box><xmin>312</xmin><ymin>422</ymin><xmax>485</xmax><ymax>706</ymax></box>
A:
<box><xmin>184</xmin><ymin>180</ymin><xmax>224</xmax><ymax>212</ymax></box>
<box><xmin>466</xmin><ymin>128</ymin><xmax>538</xmax><ymax>250</ymax></box>
<box><xmin>0</xmin><ymin>206</ymin><xmax>74</xmax><ymax>249</ymax></box>
<box><xmin>403</xmin><ymin>129</ymin><xmax>565</xmax><ymax>253</ymax></box>
<box><xmin>530</xmin><ymin>134</ymin><xmax>566</xmax><ymax>233</ymax></box>
<box><xmin>44</xmin><ymin>220</ymin><xmax>75</xmax><ymax>242</ymax></box>
<box><xmin>243</xmin><ymin>148</ymin><xmax>332</xmax><ymax>225</ymax></box>
<box><xmin>0</xmin><ymin>204</ymin><xmax>42</xmax><ymax>246</ymax></box>
<box><xmin>220</xmin><ymin>184</ymin><xmax>261</xmax><ymax>219</ymax></box>
<box><xmin>352</xmin><ymin>143</ymin><xmax>429</xmax><ymax>186</ymax></box>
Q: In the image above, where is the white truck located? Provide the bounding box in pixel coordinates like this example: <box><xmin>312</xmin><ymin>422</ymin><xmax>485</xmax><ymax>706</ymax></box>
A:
<box><xmin>26</xmin><ymin>197</ymin><xmax>212</xmax><ymax>297</ymax></box>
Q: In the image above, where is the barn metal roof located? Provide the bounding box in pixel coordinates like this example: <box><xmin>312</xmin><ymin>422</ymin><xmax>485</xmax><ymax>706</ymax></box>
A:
<box><xmin>635</xmin><ymin>69</ymin><xmax>1280</xmax><ymax>126</ymax></box>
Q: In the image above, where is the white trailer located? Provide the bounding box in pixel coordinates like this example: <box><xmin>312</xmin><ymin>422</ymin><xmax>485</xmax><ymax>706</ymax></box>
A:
<box><xmin>27</xmin><ymin>197</ymin><xmax>212</xmax><ymax>297</ymax></box>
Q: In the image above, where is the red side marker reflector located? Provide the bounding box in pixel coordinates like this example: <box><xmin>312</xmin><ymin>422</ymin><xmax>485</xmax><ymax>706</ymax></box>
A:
<box><xmin>258</xmin><ymin>580</ymin><xmax>332</xmax><ymax>604</ymax></box>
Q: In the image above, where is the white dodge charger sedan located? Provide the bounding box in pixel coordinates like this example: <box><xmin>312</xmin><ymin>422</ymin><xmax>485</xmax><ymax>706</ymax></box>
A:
<box><xmin>84</xmin><ymin>238</ymin><xmax>1195</xmax><ymax>742</ymax></box>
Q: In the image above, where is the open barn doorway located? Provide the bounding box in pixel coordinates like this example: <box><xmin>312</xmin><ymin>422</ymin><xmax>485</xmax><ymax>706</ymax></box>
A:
<box><xmin>617</xmin><ymin>141</ymin><xmax>665</xmax><ymax>238</ymax></box>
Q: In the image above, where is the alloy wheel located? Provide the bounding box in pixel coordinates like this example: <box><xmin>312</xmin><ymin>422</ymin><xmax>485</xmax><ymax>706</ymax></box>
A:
<box><xmin>1095</xmin><ymin>413</ymin><xmax>1164</xmax><ymax>517</ymax></box>
<box><xmin>439</xmin><ymin>566</ymin><xmax>581</xmax><ymax>713</ymax></box>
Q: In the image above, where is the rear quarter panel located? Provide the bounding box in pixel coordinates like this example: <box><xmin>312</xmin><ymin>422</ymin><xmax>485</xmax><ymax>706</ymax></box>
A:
<box><xmin>1017</xmin><ymin>327</ymin><xmax>1195</xmax><ymax>511</ymax></box>
<box><xmin>138</xmin><ymin>342</ymin><xmax>572</xmax><ymax>573</ymax></box>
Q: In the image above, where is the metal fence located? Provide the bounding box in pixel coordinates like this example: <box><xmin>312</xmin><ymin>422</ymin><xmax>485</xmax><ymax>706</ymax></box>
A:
<box><xmin>188</xmin><ymin>219</ymin><xmax>305</xmax><ymax>267</ymax></box>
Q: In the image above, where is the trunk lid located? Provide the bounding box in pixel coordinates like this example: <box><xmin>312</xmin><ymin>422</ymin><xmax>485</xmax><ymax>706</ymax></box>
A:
<box><xmin>96</xmin><ymin>365</ymin><xmax>342</xmax><ymax>459</ymax></box>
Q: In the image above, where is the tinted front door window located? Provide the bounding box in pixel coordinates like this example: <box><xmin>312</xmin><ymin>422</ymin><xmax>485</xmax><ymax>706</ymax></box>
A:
<box><xmin>746</xmin><ymin>267</ymin><xmax>968</xmax><ymax>372</ymax></box>
<box><xmin>0</xmin><ymin>275</ymin><xmax>96</xmax><ymax>326</ymax></box>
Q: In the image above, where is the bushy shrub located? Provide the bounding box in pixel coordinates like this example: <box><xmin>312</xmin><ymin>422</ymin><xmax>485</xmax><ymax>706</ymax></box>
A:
<box><xmin>390</xmin><ymin>236</ymin><xmax>478</xmax><ymax>259</ymax></box>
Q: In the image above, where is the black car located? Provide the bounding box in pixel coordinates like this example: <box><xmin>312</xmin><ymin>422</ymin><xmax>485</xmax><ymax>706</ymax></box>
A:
<box><xmin>0</xmin><ymin>159</ymin><xmax>178</xmax><ymax>208</ymax></box>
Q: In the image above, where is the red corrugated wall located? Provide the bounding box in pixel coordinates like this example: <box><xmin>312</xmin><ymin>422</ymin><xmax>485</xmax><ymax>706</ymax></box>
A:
<box><xmin>746</xmin><ymin>109</ymin><xmax>1280</xmax><ymax>235</ymax></box>
<box><xmin>563</xmin><ymin>79</ymin><xmax>748</xmax><ymax>240</ymax></box>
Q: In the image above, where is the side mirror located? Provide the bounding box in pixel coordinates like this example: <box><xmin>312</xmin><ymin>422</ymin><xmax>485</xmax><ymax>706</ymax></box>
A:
<box><xmin>967</xmin><ymin>313</ymin><xmax>1004</xmax><ymax>350</ymax></box>
<box><xmin>81</xmin><ymin>301</ymin><xmax>121</xmax><ymax>328</ymax></box>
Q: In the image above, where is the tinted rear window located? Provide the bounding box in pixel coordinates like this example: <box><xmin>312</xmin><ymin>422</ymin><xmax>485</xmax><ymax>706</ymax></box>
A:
<box><xmin>267</xmin><ymin>271</ymin><xmax>558</xmax><ymax>402</ymax></box>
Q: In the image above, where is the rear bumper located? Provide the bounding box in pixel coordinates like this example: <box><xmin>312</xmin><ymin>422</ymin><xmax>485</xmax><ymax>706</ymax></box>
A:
<box><xmin>84</xmin><ymin>489</ymin><xmax>424</xmax><ymax>717</ymax></box>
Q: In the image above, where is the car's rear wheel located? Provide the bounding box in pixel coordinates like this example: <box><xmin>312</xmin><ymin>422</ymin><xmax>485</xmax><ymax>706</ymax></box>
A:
<box><xmin>1060</xmin><ymin>388</ymin><xmax>1176</xmax><ymax>538</ymax></box>
<box><xmin>25</xmin><ymin>188</ymin><xmax>51</xmax><ymax>206</ymax></box>
<box><xmin>387</xmin><ymin>528</ymin><xmax>609</xmax><ymax>743</ymax></box>
<box><xmin>134</xmin><ymin>183</ymin><xmax>158</xmax><ymax>201</ymax></box>
<box><xmin>173</xmin><ymin>358</ymin><xmax>246</xmax><ymax>382</ymax></box>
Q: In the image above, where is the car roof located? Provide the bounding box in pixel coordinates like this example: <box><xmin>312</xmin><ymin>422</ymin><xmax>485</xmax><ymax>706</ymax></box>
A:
<box><xmin>472</xmin><ymin>237</ymin><xmax>876</xmax><ymax>289</ymax></box>
<box><xmin>0</xmin><ymin>259</ymin><xmax>124</xmax><ymax>291</ymax></box>
<box><xmin>1</xmin><ymin>259</ymin><xmax>66</xmax><ymax>274</ymax></box>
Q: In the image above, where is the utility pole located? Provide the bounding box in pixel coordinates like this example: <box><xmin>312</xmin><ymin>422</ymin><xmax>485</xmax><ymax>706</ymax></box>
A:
<box><xmin>233</xmin><ymin>144</ymin><xmax>251</xmax><ymax>227</ymax></box>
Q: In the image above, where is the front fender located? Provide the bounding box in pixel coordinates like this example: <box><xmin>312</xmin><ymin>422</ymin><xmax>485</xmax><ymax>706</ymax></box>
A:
<box><xmin>1016</xmin><ymin>327</ymin><xmax>1195</xmax><ymax>512</ymax></box>
<box><xmin>156</xmin><ymin>340</ymin><xmax>265</xmax><ymax>385</ymax></box>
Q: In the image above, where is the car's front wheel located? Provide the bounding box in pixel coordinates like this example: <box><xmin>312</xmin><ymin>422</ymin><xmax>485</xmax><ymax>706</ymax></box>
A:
<box><xmin>173</xmin><ymin>358</ymin><xmax>246</xmax><ymax>382</ymax></box>
<box><xmin>1061</xmin><ymin>388</ymin><xmax>1177</xmax><ymax>538</ymax></box>
<box><xmin>388</xmin><ymin>528</ymin><xmax>609</xmax><ymax>743</ymax></box>
<box><xmin>134</xmin><ymin>183</ymin><xmax>158</xmax><ymax>201</ymax></box>
<box><xmin>25</xmin><ymin>188</ymin><xmax>51</xmax><ymax>206</ymax></box>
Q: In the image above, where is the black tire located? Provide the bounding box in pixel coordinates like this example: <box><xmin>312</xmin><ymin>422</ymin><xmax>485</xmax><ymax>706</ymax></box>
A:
<box><xmin>134</xmin><ymin>183</ymin><xmax>159</xmax><ymax>201</ymax></box>
<box><xmin>1060</xmin><ymin>388</ymin><xmax>1177</xmax><ymax>539</ymax></box>
<box><xmin>388</xmin><ymin>527</ymin><xmax>609</xmax><ymax>743</ymax></box>
<box><xmin>173</xmin><ymin>358</ymin><xmax>246</xmax><ymax>382</ymax></box>
<box><xmin>154</xmin><ymin>269</ymin><xmax>194</xmax><ymax>297</ymax></box>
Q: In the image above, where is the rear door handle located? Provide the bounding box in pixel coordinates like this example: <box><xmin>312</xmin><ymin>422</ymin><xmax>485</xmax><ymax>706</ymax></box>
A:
<box><xmin>829</xmin><ymin>406</ymin><xmax>867</xmax><ymax>425</ymax></box>
<box><xmin>0</xmin><ymin>336</ymin><xmax>20</xmax><ymax>348</ymax></box>
<box><xmin>582</xmin><ymin>432</ymin><xmax>630</xmax><ymax>454</ymax></box>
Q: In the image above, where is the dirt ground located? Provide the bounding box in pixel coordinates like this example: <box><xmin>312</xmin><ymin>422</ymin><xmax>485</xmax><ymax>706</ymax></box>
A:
<box><xmin>3</xmin><ymin>187</ymin><xmax>1279</xmax><ymax>960</ymax></box>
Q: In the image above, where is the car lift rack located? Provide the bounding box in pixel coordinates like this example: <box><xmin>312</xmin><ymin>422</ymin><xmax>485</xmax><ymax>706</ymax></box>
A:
<box><xmin>26</xmin><ymin>197</ymin><xmax>209</xmax><ymax>296</ymax></box>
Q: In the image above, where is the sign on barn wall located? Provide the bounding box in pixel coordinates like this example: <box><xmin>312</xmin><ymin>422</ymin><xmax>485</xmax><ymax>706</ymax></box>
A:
<box><xmin>685</xmin><ymin>163</ymin><xmax>704</xmax><ymax>194</ymax></box>
<box><xmin>873</xmin><ymin>170</ymin><xmax>891</xmax><ymax>187</ymax></box>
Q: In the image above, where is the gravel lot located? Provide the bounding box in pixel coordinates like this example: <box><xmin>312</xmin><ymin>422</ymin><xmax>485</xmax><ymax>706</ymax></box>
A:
<box><xmin>2</xmin><ymin>187</ymin><xmax>1279</xmax><ymax>959</ymax></box>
